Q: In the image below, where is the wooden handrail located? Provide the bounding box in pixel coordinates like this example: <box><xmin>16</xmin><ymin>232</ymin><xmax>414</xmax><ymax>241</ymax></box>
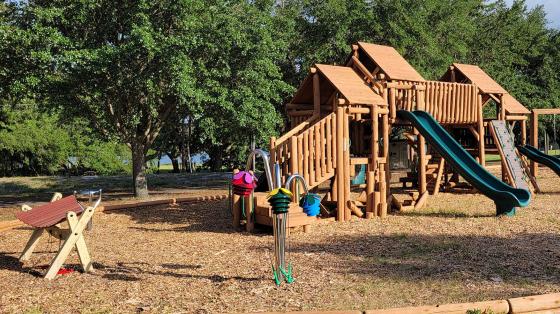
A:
<box><xmin>273</xmin><ymin>114</ymin><xmax>318</xmax><ymax>146</ymax></box>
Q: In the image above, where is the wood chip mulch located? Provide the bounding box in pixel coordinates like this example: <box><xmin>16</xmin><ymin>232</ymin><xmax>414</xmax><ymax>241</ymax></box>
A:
<box><xmin>1</xmin><ymin>170</ymin><xmax>560</xmax><ymax>313</ymax></box>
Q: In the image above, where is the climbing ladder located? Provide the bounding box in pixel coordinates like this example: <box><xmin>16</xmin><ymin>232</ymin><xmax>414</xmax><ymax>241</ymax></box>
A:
<box><xmin>489</xmin><ymin>120</ymin><xmax>539</xmax><ymax>193</ymax></box>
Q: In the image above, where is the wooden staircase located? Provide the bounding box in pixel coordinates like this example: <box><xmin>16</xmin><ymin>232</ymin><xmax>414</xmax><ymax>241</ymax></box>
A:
<box><xmin>395</xmin><ymin>132</ymin><xmax>447</xmax><ymax>211</ymax></box>
<box><xmin>270</xmin><ymin>112</ymin><xmax>338</xmax><ymax>190</ymax></box>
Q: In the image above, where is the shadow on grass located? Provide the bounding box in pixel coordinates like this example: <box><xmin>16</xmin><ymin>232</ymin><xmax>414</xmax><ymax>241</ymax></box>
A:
<box><xmin>0</xmin><ymin>172</ymin><xmax>231</xmax><ymax>206</ymax></box>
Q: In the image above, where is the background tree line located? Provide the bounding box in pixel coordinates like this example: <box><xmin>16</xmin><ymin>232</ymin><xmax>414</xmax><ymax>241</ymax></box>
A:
<box><xmin>0</xmin><ymin>0</ymin><xmax>558</xmax><ymax>196</ymax></box>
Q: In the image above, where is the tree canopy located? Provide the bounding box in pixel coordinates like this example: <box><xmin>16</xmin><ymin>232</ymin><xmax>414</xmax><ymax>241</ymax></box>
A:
<box><xmin>1</xmin><ymin>0</ymin><xmax>559</xmax><ymax>195</ymax></box>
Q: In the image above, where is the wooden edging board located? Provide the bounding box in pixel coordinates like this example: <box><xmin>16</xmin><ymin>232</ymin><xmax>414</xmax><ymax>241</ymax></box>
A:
<box><xmin>0</xmin><ymin>194</ymin><xmax>228</xmax><ymax>233</ymax></box>
<box><xmin>248</xmin><ymin>293</ymin><xmax>560</xmax><ymax>314</ymax></box>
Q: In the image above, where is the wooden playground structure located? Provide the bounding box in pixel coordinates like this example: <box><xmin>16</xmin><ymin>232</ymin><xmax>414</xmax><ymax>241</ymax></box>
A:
<box><xmin>232</xmin><ymin>41</ymin><xmax>554</xmax><ymax>231</ymax></box>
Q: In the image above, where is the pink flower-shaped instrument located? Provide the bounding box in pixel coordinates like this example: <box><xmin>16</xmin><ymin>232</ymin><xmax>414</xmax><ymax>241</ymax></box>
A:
<box><xmin>231</xmin><ymin>171</ymin><xmax>257</xmax><ymax>196</ymax></box>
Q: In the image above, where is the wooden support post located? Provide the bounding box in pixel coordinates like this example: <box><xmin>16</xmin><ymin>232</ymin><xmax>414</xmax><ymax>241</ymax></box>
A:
<box><xmin>45</xmin><ymin>208</ymin><xmax>95</xmax><ymax>280</ymax></box>
<box><xmin>432</xmin><ymin>159</ymin><xmax>445</xmax><ymax>196</ymax></box>
<box><xmin>343</xmin><ymin>107</ymin><xmax>351</xmax><ymax>221</ymax></box>
<box><xmin>326</xmin><ymin>116</ymin><xmax>333</xmax><ymax>173</ymax></box>
<box><xmin>478</xmin><ymin>94</ymin><xmax>485</xmax><ymax>167</ymax></box>
<box><xmin>366</xmin><ymin>171</ymin><xmax>375</xmax><ymax>219</ymax></box>
<box><xmin>378</xmin><ymin>167</ymin><xmax>387</xmax><ymax>218</ymax></box>
<box><xmin>383</xmin><ymin>112</ymin><xmax>391</xmax><ymax>213</ymax></box>
<box><xmin>531</xmin><ymin>111</ymin><xmax>538</xmax><ymax>176</ymax></box>
<box><xmin>336</xmin><ymin>106</ymin><xmax>345</xmax><ymax>221</ymax></box>
<box><xmin>418</xmin><ymin>133</ymin><xmax>427</xmax><ymax>194</ymax></box>
<box><xmin>449</xmin><ymin>65</ymin><xmax>456</xmax><ymax>82</ymax></box>
<box><xmin>245</xmin><ymin>195</ymin><xmax>254</xmax><ymax>232</ymax></box>
<box><xmin>372</xmin><ymin>106</ymin><xmax>379</xmax><ymax>171</ymax></box>
<box><xmin>232</xmin><ymin>194</ymin><xmax>241</xmax><ymax>228</ymax></box>
<box><xmin>331</xmin><ymin>176</ymin><xmax>338</xmax><ymax>202</ymax></box>
<box><xmin>499</xmin><ymin>94</ymin><xmax>506</xmax><ymax>120</ymax></box>
<box><xmin>314</xmin><ymin>124</ymin><xmax>321</xmax><ymax>183</ymax></box>
<box><xmin>19</xmin><ymin>229</ymin><xmax>45</xmax><ymax>262</ymax></box>
<box><xmin>312</xmin><ymin>69</ymin><xmax>321</xmax><ymax>117</ymax></box>
<box><xmin>269</xmin><ymin>137</ymin><xmax>276</xmax><ymax>171</ymax></box>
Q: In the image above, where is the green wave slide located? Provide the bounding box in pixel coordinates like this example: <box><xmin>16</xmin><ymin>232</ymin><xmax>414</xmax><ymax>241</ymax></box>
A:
<box><xmin>517</xmin><ymin>145</ymin><xmax>560</xmax><ymax>177</ymax></box>
<box><xmin>397</xmin><ymin>110</ymin><xmax>531</xmax><ymax>216</ymax></box>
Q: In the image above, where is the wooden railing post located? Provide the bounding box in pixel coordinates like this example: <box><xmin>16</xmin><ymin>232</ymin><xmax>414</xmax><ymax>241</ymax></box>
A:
<box><xmin>269</xmin><ymin>137</ymin><xmax>276</xmax><ymax>173</ymax></box>
<box><xmin>388</xmin><ymin>84</ymin><xmax>396</xmax><ymax>121</ymax></box>
<box><xmin>414</xmin><ymin>85</ymin><xmax>426</xmax><ymax>111</ymax></box>
<box><xmin>289</xmin><ymin>136</ymin><xmax>298</xmax><ymax>200</ymax></box>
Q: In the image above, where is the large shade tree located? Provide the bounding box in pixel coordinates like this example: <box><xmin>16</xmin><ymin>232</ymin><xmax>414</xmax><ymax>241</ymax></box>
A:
<box><xmin>25</xmin><ymin>0</ymin><xmax>204</xmax><ymax>197</ymax></box>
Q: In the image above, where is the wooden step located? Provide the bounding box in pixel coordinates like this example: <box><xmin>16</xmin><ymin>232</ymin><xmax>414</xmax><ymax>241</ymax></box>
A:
<box><xmin>400</xmin><ymin>205</ymin><xmax>415</xmax><ymax>211</ymax></box>
<box><xmin>402</xmin><ymin>199</ymin><xmax>415</xmax><ymax>207</ymax></box>
<box><xmin>408</xmin><ymin>191</ymin><xmax>419</xmax><ymax>200</ymax></box>
<box><xmin>426</xmin><ymin>163</ymin><xmax>440</xmax><ymax>170</ymax></box>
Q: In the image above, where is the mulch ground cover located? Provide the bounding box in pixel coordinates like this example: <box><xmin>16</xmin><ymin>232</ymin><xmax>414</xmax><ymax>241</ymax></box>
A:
<box><xmin>1</xmin><ymin>169</ymin><xmax>560</xmax><ymax>313</ymax></box>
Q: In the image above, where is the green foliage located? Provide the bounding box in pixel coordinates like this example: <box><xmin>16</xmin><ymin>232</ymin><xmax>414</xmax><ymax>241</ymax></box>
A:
<box><xmin>190</xmin><ymin>0</ymin><xmax>295</xmax><ymax>170</ymax></box>
<box><xmin>66</xmin><ymin>119</ymin><xmax>131</xmax><ymax>175</ymax></box>
<box><xmin>0</xmin><ymin>106</ymin><xmax>71</xmax><ymax>176</ymax></box>
<box><xmin>1</xmin><ymin>0</ymin><xmax>560</xmax><ymax>176</ymax></box>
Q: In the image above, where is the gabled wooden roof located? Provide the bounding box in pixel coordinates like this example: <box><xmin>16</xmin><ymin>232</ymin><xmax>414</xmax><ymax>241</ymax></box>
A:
<box><xmin>357</xmin><ymin>42</ymin><xmax>425</xmax><ymax>82</ymax></box>
<box><xmin>290</xmin><ymin>64</ymin><xmax>384</xmax><ymax>106</ymax></box>
<box><xmin>450</xmin><ymin>63</ymin><xmax>530</xmax><ymax>115</ymax></box>
<box><xmin>316</xmin><ymin>64</ymin><xmax>384</xmax><ymax>105</ymax></box>
<box><xmin>502</xmin><ymin>94</ymin><xmax>531</xmax><ymax>115</ymax></box>
<box><xmin>452</xmin><ymin>63</ymin><xmax>507</xmax><ymax>94</ymax></box>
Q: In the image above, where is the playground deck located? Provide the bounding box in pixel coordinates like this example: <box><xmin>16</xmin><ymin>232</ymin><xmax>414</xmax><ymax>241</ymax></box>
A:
<box><xmin>1</xmin><ymin>168</ymin><xmax>560</xmax><ymax>313</ymax></box>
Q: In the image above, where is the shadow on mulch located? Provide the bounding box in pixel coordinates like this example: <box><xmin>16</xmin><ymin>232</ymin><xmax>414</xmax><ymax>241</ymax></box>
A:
<box><xmin>396</xmin><ymin>211</ymin><xmax>496</xmax><ymax>218</ymax></box>
<box><xmin>284</xmin><ymin>232</ymin><xmax>560</xmax><ymax>287</ymax></box>
<box><xmin>108</xmin><ymin>200</ymin><xmax>270</xmax><ymax>236</ymax></box>
<box><xmin>0</xmin><ymin>252</ymin><xmax>48</xmax><ymax>277</ymax></box>
<box><xmin>93</xmin><ymin>261</ymin><xmax>263</xmax><ymax>283</ymax></box>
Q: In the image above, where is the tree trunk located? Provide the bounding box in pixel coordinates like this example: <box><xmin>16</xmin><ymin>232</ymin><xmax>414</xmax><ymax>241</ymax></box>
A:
<box><xmin>171</xmin><ymin>158</ymin><xmax>180</xmax><ymax>173</ymax></box>
<box><xmin>131</xmin><ymin>143</ymin><xmax>149</xmax><ymax>198</ymax></box>
<box><xmin>208</xmin><ymin>148</ymin><xmax>223</xmax><ymax>171</ymax></box>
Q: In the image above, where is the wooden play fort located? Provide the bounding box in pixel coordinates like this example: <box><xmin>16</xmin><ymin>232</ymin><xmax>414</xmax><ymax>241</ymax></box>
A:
<box><xmin>233</xmin><ymin>41</ymin><xmax>544</xmax><ymax>230</ymax></box>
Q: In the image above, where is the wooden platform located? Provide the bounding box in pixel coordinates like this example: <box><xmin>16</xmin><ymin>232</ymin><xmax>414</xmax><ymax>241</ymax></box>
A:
<box><xmin>252</xmin><ymin>193</ymin><xmax>317</xmax><ymax>232</ymax></box>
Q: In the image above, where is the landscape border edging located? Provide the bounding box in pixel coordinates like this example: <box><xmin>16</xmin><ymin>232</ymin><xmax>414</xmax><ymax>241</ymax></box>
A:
<box><xmin>0</xmin><ymin>193</ymin><xmax>228</xmax><ymax>233</ymax></box>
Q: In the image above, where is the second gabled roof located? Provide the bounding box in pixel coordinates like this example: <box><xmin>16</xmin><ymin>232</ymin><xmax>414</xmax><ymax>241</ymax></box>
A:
<box><xmin>450</xmin><ymin>63</ymin><xmax>530</xmax><ymax>114</ymax></box>
<box><xmin>452</xmin><ymin>63</ymin><xmax>507</xmax><ymax>94</ymax></box>
<box><xmin>357</xmin><ymin>42</ymin><xmax>425</xmax><ymax>82</ymax></box>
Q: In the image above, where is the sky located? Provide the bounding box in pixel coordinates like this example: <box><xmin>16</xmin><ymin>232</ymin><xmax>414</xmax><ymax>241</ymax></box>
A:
<box><xmin>505</xmin><ymin>0</ymin><xmax>560</xmax><ymax>29</ymax></box>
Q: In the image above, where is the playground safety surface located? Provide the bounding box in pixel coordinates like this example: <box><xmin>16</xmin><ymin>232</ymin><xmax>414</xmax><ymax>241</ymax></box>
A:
<box><xmin>1</xmin><ymin>169</ymin><xmax>560</xmax><ymax>313</ymax></box>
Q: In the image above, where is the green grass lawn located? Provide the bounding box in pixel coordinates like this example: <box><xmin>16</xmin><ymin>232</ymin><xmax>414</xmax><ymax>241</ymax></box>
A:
<box><xmin>485</xmin><ymin>154</ymin><xmax>501</xmax><ymax>162</ymax></box>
